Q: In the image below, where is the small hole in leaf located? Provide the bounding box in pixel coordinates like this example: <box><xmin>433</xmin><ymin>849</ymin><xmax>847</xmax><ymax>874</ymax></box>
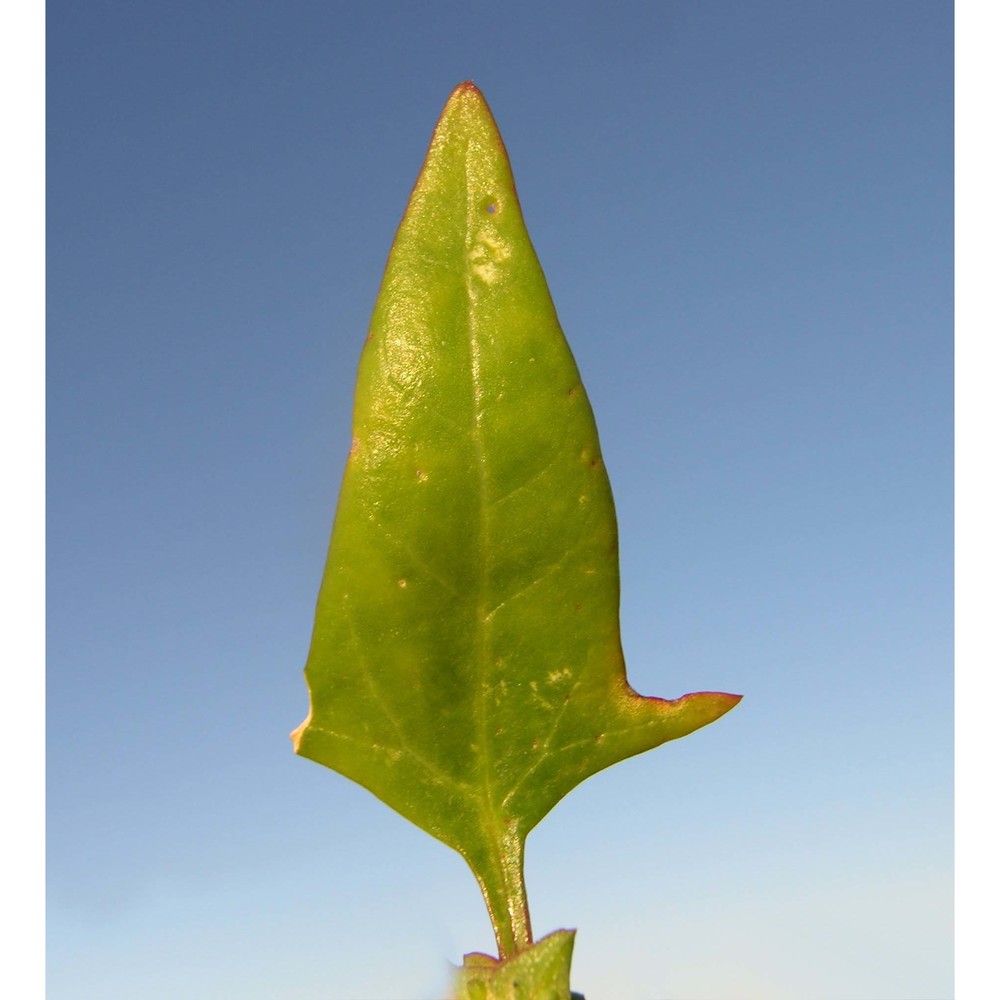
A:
<box><xmin>486</xmin><ymin>202</ymin><xmax>496</xmax><ymax>214</ymax></box>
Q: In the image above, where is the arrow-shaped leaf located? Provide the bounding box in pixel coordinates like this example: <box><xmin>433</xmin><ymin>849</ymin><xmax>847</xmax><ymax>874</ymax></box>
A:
<box><xmin>292</xmin><ymin>82</ymin><xmax>740</xmax><ymax>960</ymax></box>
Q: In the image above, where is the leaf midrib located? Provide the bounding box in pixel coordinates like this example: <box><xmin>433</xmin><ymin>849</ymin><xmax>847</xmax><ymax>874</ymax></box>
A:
<box><xmin>461</xmin><ymin>129</ymin><xmax>502</xmax><ymax>845</ymax></box>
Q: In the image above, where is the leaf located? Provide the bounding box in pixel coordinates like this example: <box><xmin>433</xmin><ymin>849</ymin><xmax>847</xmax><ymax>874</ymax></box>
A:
<box><xmin>452</xmin><ymin>930</ymin><xmax>576</xmax><ymax>1000</ymax></box>
<box><xmin>292</xmin><ymin>82</ymin><xmax>740</xmax><ymax>959</ymax></box>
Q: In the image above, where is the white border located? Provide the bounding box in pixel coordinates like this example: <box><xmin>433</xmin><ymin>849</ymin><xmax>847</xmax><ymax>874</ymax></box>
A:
<box><xmin>955</xmin><ymin>1</ymin><xmax>998</xmax><ymax>997</ymax></box>
<box><xmin>1</xmin><ymin>1</ymin><xmax>45</xmax><ymax>997</ymax></box>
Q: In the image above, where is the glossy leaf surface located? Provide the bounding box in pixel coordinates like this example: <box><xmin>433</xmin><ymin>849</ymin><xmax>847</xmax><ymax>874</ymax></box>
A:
<box><xmin>292</xmin><ymin>83</ymin><xmax>740</xmax><ymax>958</ymax></box>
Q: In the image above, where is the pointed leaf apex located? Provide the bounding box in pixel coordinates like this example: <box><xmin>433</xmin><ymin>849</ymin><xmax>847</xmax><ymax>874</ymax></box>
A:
<box><xmin>438</xmin><ymin>81</ymin><xmax>498</xmax><ymax>125</ymax></box>
<box><xmin>438</xmin><ymin>81</ymin><xmax>488</xmax><ymax>117</ymax></box>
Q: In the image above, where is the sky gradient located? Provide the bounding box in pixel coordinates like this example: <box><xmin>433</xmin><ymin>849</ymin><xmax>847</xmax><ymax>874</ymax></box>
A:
<box><xmin>48</xmin><ymin>2</ymin><xmax>953</xmax><ymax>997</ymax></box>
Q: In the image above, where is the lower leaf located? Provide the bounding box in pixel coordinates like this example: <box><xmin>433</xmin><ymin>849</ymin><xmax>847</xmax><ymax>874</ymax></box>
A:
<box><xmin>452</xmin><ymin>930</ymin><xmax>578</xmax><ymax>1000</ymax></box>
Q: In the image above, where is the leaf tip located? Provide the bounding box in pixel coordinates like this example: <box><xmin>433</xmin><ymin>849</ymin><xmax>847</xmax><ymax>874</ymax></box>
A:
<box><xmin>444</xmin><ymin>79</ymin><xmax>491</xmax><ymax>114</ymax></box>
<box><xmin>714</xmin><ymin>691</ymin><xmax>743</xmax><ymax>710</ymax></box>
<box><xmin>677</xmin><ymin>689</ymin><xmax>743</xmax><ymax>722</ymax></box>
<box><xmin>289</xmin><ymin>714</ymin><xmax>311</xmax><ymax>754</ymax></box>
<box><xmin>623</xmin><ymin>687</ymin><xmax>743</xmax><ymax>746</ymax></box>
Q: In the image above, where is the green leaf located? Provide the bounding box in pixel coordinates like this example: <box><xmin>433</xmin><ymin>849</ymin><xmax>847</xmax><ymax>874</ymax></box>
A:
<box><xmin>292</xmin><ymin>82</ymin><xmax>740</xmax><ymax>959</ymax></box>
<box><xmin>452</xmin><ymin>930</ymin><xmax>576</xmax><ymax>1000</ymax></box>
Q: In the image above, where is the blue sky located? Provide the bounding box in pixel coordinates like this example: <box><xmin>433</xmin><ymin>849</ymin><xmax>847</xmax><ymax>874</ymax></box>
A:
<box><xmin>47</xmin><ymin>2</ymin><xmax>953</xmax><ymax>997</ymax></box>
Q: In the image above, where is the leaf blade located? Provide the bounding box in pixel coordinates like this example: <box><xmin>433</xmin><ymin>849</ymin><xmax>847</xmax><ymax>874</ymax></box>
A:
<box><xmin>293</xmin><ymin>82</ymin><xmax>740</xmax><ymax>956</ymax></box>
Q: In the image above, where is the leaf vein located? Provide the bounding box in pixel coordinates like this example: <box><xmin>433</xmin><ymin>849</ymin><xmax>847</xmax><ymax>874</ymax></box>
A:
<box><xmin>370</xmin><ymin>520</ymin><xmax>463</xmax><ymax>596</ymax></box>
<box><xmin>501</xmin><ymin>667</ymin><xmax>589</xmax><ymax>809</ymax></box>
<box><xmin>305</xmin><ymin>721</ymin><xmax>473</xmax><ymax>796</ymax></box>
<box><xmin>485</xmin><ymin>538</ymin><xmax>589</xmax><ymax>621</ymax></box>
